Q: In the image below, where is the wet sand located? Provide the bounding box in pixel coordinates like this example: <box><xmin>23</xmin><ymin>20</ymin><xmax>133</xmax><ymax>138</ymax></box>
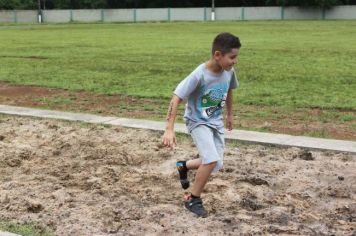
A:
<box><xmin>0</xmin><ymin>116</ymin><xmax>355</xmax><ymax>235</ymax></box>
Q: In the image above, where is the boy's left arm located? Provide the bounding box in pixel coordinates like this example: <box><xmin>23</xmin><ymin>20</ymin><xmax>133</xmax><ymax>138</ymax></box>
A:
<box><xmin>225</xmin><ymin>89</ymin><xmax>234</xmax><ymax>131</ymax></box>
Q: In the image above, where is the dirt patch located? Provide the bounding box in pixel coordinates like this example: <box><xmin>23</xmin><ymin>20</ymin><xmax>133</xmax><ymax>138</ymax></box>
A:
<box><xmin>0</xmin><ymin>115</ymin><xmax>355</xmax><ymax>235</ymax></box>
<box><xmin>0</xmin><ymin>82</ymin><xmax>355</xmax><ymax>140</ymax></box>
<box><xmin>0</xmin><ymin>82</ymin><xmax>168</xmax><ymax>119</ymax></box>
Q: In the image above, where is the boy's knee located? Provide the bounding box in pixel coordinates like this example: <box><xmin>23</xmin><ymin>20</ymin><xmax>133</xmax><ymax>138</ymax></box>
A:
<box><xmin>204</xmin><ymin>161</ymin><xmax>217</xmax><ymax>168</ymax></box>
<box><xmin>204</xmin><ymin>160</ymin><xmax>223</xmax><ymax>172</ymax></box>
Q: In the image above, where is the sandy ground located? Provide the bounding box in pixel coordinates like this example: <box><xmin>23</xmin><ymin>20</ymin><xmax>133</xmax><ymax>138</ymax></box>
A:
<box><xmin>0</xmin><ymin>115</ymin><xmax>355</xmax><ymax>235</ymax></box>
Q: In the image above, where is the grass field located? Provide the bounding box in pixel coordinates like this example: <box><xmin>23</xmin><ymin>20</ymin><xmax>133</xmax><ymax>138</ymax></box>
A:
<box><xmin>0</xmin><ymin>21</ymin><xmax>355</xmax><ymax>110</ymax></box>
<box><xmin>0</xmin><ymin>220</ymin><xmax>54</xmax><ymax>236</ymax></box>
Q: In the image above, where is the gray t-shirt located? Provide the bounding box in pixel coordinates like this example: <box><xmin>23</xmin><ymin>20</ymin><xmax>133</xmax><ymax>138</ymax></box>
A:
<box><xmin>174</xmin><ymin>63</ymin><xmax>239</xmax><ymax>133</ymax></box>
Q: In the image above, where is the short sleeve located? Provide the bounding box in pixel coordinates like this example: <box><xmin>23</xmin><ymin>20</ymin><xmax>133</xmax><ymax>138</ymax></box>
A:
<box><xmin>174</xmin><ymin>69</ymin><xmax>201</xmax><ymax>100</ymax></box>
<box><xmin>229</xmin><ymin>69</ymin><xmax>239</xmax><ymax>90</ymax></box>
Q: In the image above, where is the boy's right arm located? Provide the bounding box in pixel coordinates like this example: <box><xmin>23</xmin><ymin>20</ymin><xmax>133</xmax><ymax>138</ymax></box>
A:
<box><xmin>162</xmin><ymin>95</ymin><xmax>182</xmax><ymax>148</ymax></box>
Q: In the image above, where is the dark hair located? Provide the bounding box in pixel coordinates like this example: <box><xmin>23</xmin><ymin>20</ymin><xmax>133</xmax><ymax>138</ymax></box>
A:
<box><xmin>212</xmin><ymin>32</ymin><xmax>241</xmax><ymax>55</ymax></box>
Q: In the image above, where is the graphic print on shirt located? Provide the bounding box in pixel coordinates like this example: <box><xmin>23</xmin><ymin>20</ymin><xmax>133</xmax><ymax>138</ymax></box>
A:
<box><xmin>200</xmin><ymin>85</ymin><xmax>228</xmax><ymax>119</ymax></box>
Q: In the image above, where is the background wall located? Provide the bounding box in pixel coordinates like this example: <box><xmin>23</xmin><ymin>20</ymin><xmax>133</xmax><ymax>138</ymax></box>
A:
<box><xmin>103</xmin><ymin>9</ymin><xmax>133</xmax><ymax>22</ymax></box>
<box><xmin>135</xmin><ymin>8</ymin><xmax>167</xmax><ymax>22</ymax></box>
<box><xmin>244</xmin><ymin>6</ymin><xmax>281</xmax><ymax>20</ymax></box>
<box><xmin>215</xmin><ymin>7</ymin><xmax>243</xmax><ymax>21</ymax></box>
<box><xmin>170</xmin><ymin>8</ymin><xmax>209</xmax><ymax>21</ymax></box>
<box><xmin>0</xmin><ymin>6</ymin><xmax>355</xmax><ymax>23</ymax></box>
<box><xmin>0</xmin><ymin>10</ymin><xmax>14</xmax><ymax>23</ymax></box>
<box><xmin>284</xmin><ymin>7</ymin><xmax>323</xmax><ymax>20</ymax></box>
<box><xmin>326</xmin><ymin>5</ymin><xmax>356</xmax><ymax>19</ymax></box>
<box><xmin>43</xmin><ymin>10</ymin><xmax>71</xmax><ymax>23</ymax></box>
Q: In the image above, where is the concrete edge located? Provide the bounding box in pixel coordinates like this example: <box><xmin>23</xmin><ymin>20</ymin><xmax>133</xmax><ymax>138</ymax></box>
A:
<box><xmin>0</xmin><ymin>105</ymin><xmax>355</xmax><ymax>154</ymax></box>
<box><xmin>0</xmin><ymin>232</ymin><xmax>22</xmax><ymax>236</ymax></box>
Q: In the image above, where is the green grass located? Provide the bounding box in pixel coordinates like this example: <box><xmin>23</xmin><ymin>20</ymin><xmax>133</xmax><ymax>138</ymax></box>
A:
<box><xmin>350</xmin><ymin>124</ymin><xmax>356</xmax><ymax>131</ymax></box>
<box><xmin>0</xmin><ymin>21</ymin><xmax>355</xmax><ymax>110</ymax></box>
<box><xmin>0</xmin><ymin>221</ymin><xmax>54</xmax><ymax>236</ymax></box>
<box><xmin>305</xmin><ymin>128</ymin><xmax>331</xmax><ymax>139</ymax></box>
<box><xmin>341</xmin><ymin>113</ymin><xmax>356</xmax><ymax>122</ymax></box>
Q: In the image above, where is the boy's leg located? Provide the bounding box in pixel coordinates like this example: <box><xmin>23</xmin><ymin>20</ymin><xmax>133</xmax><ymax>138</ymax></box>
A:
<box><xmin>179</xmin><ymin>128</ymin><xmax>224</xmax><ymax>192</ymax></box>
<box><xmin>190</xmin><ymin>161</ymin><xmax>216</xmax><ymax>197</ymax></box>
<box><xmin>183</xmin><ymin>125</ymin><xmax>221</xmax><ymax>217</ymax></box>
<box><xmin>190</xmin><ymin>125</ymin><xmax>221</xmax><ymax>196</ymax></box>
<box><xmin>186</xmin><ymin>158</ymin><xmax>201</xmax><ymax>170</ymax></box>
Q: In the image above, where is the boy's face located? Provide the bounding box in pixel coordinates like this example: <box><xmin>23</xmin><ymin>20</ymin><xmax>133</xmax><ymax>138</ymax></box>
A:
<box><xmin>214</xmin><ymin>48</ymin><xmax>239</xmax><ymax>71</ymax></box>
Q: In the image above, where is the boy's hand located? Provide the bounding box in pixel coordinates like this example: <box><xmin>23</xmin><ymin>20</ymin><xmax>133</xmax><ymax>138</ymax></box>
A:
<box><xmin>162</xmin><ymin>129</ymin><xmax>177</xmax><ymax>149</ymax></box>
<box><xmin>226</xmin><ymin>114</ymin><xmax>234</xmax><ymax>131</ymax></box>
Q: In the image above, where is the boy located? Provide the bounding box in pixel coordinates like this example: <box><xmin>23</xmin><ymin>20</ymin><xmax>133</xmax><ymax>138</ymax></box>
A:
<box><xmin>162</xmin><ymin>32</ymin><xmax>241</xmax><ymax>218</ymax></box>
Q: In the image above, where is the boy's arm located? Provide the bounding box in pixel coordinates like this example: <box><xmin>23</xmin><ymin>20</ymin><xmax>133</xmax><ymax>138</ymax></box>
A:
<box><xmin>162</xmin><ymin>95</ymin><xmax>182</xmax><ymax>148</ymax></box>
<box><xmin>225</xmin><ymin>89</ymin><xmax>234</xmax><ymax>131</ymax></box>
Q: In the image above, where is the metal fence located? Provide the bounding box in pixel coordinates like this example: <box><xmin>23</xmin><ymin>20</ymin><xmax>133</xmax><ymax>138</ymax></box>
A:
<box><xmin>1</xmin><ymin>6</ymin><xmax>355</xmax><ymax>23</ymax></box>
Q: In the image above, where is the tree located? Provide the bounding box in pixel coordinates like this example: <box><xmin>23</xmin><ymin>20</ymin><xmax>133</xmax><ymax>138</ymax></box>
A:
<box><xmin>0</xmin><ymin>0</ymin><xmax>37</xmax><ymax>9</ymax></box>
<box><xmin>0</xmin><ymin>0</ymin><xmax>20</xmax><ymax>9</ymax></box>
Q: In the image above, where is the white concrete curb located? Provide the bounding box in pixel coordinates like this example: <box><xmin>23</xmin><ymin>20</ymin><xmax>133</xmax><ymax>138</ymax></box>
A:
<box><xmin>0</xmin><ymin>105</ymin><xmax>355</xmax><ymax>154</ymax></box>
<box><xmin>0</xmin><ymin>232</ymin><xmax>21</xmax><ymax>236</ymax></box>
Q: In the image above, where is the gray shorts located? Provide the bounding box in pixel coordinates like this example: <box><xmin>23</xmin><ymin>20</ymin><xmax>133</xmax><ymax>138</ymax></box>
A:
<box><xmin>190</xmin><ymin>125</ymin><xmax>224</xmax><ymax>172</ymax></box>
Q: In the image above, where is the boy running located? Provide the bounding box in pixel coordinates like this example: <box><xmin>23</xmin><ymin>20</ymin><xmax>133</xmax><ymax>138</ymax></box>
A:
<box><xmin>162</xmin><ymin>32</ymin><xmax>241</xmax><ymax>217</ymax></box>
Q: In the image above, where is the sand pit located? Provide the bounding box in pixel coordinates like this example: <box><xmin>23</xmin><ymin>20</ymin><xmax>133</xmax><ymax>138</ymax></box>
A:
<box><xmin>0</xmin><ymin>115</ymin><xmax>355</xmax><ymax>235</ymax></box>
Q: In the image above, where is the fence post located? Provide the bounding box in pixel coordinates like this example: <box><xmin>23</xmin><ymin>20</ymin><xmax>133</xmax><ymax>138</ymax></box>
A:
<box><xmin>322</xmin><ymin>7</ymin><xmax>326</xmax><ymax>20</ymax></box>
<box><xmin>101</xmin><ymin>9</ymin><xmax>104</xmax><ymax>22</ymax></box>
<box><xmin>281</xmin><ymin>6</ymin><xmax>285</xmax><ymax>20</ymax></box>
<box><xmin>133</xmin><ymin>9</ymin><xmax>137</xmax><ymax>22</ymax></box>
<box><xmin>167</xmin><ymin>8</ymin><xmax>171</xmax><ymax>22</ymax></box>
<box><xmin>70</xmin><ymin>9</ymin><xmax>73</xmax><ymax>22</ymax></box>
<box><xmin>241</xmin><ymin>7</ymin><xmax>245</xmax><ymax>20</ymax></box>
<box><xmin>13</xmin><ymin>10</ymin><xmax>17</xmax><ymax>23</ymax></box>
<box><xmin>204</xmin><ymin>7</ymin><xmax>207</xmax><ymax>21</ymax></box>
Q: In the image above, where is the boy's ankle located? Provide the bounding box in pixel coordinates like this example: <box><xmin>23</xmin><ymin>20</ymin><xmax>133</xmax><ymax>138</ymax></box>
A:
<box><xmin>185</xmin><ymin>192</ymin><xmax>201</xmax><ymax>201</ymax></box>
